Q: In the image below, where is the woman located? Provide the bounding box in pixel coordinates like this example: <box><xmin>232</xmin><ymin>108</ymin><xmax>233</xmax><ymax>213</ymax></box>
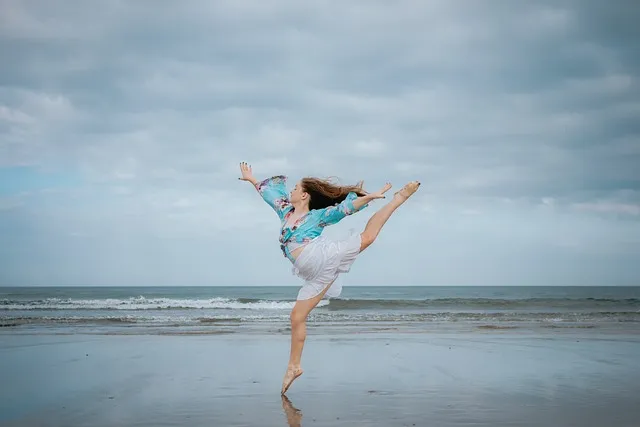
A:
<box><xmin>238</xmin><ymin>162</ymin><xmax>420</xmax><ymax>394</ymax></box>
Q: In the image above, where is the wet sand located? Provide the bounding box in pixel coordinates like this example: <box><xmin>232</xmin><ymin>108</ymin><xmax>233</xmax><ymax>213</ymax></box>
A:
<box><xmin>1</xmin><ymin>330</ymin><xmax>639</xmax><ymax>426</ymax></box>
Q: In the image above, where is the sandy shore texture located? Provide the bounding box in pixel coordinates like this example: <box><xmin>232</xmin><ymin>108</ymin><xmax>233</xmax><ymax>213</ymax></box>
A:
<box><xmin>1</xmin><ymin>330</ymin><xmax>639</xmax><ymax>426</ymax></box>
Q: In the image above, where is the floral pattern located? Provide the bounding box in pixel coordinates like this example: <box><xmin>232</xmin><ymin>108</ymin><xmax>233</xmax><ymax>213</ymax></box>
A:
<box><xmin>256</xmin><ymin>176</ymin><xmax>368</xmax><ymax>260</ymax></box>
<box><xmin>254</xmin><ymin>175</ymin><xmax>292</xmax><ymax>221</ymax></box>
<box><xmin>319</xmin><ymin>192</ymin><xmax>359</xmax><ymax>225</ymax></box>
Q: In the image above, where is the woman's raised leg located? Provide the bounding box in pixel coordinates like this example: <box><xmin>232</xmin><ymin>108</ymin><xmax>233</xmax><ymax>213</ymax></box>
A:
<box><xmin>360</xmin><ymin>181</ymin><xmax>420</xmax><ymax>252</ymax></box>
<box><xmin>282</xmin><ymin>280</ymin><xmax>335</xmax><ymax>394</ymax></box>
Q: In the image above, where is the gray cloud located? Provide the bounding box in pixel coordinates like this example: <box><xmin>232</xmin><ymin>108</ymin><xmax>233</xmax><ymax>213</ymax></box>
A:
<box><xmin>0</xmin><ymin>0</ymin><xmax>638</xmax><ymax>285</ymax></box>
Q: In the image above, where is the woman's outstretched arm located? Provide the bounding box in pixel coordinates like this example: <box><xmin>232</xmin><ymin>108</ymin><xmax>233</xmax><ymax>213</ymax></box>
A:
<box><xmin>239</xmin><ymin>162</ymin><xmax>292</xmax><ymax>220</ymax></box>
<box><xmin>319</xmin><ymin>183</ymin><xmax>392</xmax><ymax>227</ymax></box>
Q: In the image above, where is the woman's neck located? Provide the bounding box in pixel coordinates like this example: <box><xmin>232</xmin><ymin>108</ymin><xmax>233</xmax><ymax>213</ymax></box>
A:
<box><xmin>291</xmin><ymin>201</ymin><xmax>310</xmax><ymax>215</ymax></box>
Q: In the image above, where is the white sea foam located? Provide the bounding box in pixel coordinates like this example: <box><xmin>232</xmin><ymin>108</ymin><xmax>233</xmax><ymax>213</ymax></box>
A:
<box><xmin>0</xmin><ymin>297</ymin><xmax>329</xmax><ymax>310</ymax></box>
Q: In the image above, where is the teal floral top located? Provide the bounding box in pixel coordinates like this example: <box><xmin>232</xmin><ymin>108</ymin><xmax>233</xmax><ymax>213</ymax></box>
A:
<box><xmin>254</xmin><ymin>175</ymin><xmax>368</xmax><ymax>261</ymax></box>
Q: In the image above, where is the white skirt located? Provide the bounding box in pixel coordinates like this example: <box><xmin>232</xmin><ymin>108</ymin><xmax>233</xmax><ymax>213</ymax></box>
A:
<box><xmin>291</xmin><ymin>232</ymin><xmax>362</xmax><ymax>301</ymax></box>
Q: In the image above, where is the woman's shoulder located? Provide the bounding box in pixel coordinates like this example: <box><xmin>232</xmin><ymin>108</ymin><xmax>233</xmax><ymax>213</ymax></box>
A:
<box><xmin>258</xmin><ymin>175</ymin><xmax>287</xmax><ymax>185</ymax></box>
<box><xmin>256</xmin><ymin>175</ymin><xmax>288</xmax><ymax>192</ymax></box>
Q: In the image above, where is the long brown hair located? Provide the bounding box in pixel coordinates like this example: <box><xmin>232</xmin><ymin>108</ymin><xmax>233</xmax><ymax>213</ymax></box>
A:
<box><xmin>301</xmin><ymin>177</ymin><xmax>367</xmax><ymax>211</ymax></box>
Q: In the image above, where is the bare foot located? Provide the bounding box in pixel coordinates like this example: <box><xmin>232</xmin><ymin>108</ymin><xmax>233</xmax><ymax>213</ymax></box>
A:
<box><xmin>281</xmin><ymin>366</ymin><xmax>304</xmax><ymax>395</ymax></box>
<box><xmin>393</xmin><ymin>181</ymin><xmax>421</xmax><ymax>202</ymax></box>
<box><xmin>281</xmin><ymin>395</ymin><xmax>303</xmax><ymax>426</ymax></box>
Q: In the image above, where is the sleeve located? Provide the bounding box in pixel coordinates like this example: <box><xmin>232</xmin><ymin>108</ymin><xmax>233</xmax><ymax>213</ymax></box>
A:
<box><xmin>254</xmin><ymin>175</ymin><xmax>291</xmax><ymax>220</ymax></box>
<box><xmin>318</xmin><ymin>191</ymin><xmax>367</xmax><ymax>227</ymax></box>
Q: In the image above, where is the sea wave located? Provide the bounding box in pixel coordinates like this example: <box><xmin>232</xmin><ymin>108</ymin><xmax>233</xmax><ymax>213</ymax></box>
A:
<box><xmin>0</xmin><ymin>297</ymin><xmax>329</xmax><ymax>310</ymax></box>
<box><xmin>0</xmin><ymin>296</ymin><xmax>640</xmax><ymax>313</ymax></box>
<box><xmin>1</xmin><ymin>296</ymin><xmax>638</xmax><ymax>312</ymax></box>
<box><xmin>325</xmin><ymin>297</ymin><xmax>640</xmax><ymax>310</ymax></box>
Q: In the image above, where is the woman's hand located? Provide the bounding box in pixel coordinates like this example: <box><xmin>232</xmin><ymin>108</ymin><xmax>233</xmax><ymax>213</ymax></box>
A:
<box><xmin>352</xmin><ymin>183</ymin><xmax>392</xmax><ymax>210</ymax></box>
<box><xmin>368</xmin><ymin>182</ymin><xmax>392</xmax><ymax>200</ymax></box>
<box><xmin>239</xmin><ymin>162</ymin><xmax>258</xmax><ymax>185</ymax></box>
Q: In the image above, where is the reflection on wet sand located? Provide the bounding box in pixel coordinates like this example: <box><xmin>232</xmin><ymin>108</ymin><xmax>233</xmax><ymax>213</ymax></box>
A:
<box><xmin>281</xmin><ymin>395</ymin><xmax>303</xmax><ymax>427</ymax></box>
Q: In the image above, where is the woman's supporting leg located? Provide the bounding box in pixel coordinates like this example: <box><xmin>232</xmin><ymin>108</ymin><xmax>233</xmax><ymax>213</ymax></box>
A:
<box><xmin>360</xmin><ymin>181</ymin><xmax>420</xmax><ymax>252</ymax></box>
<box><xmin>281</xmin><ymin>181</ymin><xmax>420</xmax><ymax>394</ymax></box>
<box><xmin>282</xmin><ymin>280</ymin><xmax>335</xmax><ymax>394</ymax></box>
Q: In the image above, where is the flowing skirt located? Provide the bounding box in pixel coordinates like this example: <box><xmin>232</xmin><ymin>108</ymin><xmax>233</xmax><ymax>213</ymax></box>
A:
<box><xmin>291</xmin><ymin>232</ymin><xmax>362</xmax><ymax>301</ymax></box>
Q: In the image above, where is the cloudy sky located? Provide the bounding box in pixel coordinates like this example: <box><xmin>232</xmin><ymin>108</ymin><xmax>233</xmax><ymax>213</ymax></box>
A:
<box><xmin>1</xmin><ymin>0</ymin><xmax>639</xmax><ymax>287</ymax></box>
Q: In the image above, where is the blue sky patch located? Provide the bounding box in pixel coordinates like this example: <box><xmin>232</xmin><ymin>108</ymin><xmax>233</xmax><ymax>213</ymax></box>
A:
<box><xmin>0</xmin><ymin>167</ymin><xmax>82</xmax><ymax>196</ymax></box>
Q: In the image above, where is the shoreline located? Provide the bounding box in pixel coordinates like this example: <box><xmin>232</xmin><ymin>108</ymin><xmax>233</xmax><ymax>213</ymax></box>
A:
<box><xmin>2</xmin><ymin>319</ymin><xmax>639</xmax><ymax>337</ymax></box>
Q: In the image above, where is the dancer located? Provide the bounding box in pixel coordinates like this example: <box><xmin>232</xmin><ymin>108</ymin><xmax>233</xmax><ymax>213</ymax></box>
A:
<box><xmin>238</xmin><ymin>162</ymin><xmax>420</xmax><ymax>394</ymax></box>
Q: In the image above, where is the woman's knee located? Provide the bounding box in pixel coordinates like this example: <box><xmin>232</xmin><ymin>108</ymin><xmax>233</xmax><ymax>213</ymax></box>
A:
<box><xmin>290</xmin><ymin>308</ymin><xmax>306</xmax><ymax>326</ymax></box>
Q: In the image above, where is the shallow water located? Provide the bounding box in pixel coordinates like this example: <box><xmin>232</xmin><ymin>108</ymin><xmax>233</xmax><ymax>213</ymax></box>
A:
<box><xmin>1</xmin><ymin>332</ymin><xmax>639</xmax><ymax>426</ymax></box>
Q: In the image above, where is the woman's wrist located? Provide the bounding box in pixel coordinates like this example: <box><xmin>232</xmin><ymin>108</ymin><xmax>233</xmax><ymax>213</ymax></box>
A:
<box><xmin>352</xmin><ymin>195</ymin><xmax>372</xmax><ymax>210</ymax></box>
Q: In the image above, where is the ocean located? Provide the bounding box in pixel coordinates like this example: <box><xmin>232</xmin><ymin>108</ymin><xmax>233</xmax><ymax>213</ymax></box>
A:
<box><xmin>2</xmin><ymin>286</ymin><xmax>639</xmax><ymax>335</ymax></box>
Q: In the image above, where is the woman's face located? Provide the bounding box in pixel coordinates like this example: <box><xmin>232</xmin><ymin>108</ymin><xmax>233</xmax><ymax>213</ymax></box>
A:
<box><xmin>290</xmin><ymin>180</ymin><xmax>308</xmax><ymax>204</ymax></box>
